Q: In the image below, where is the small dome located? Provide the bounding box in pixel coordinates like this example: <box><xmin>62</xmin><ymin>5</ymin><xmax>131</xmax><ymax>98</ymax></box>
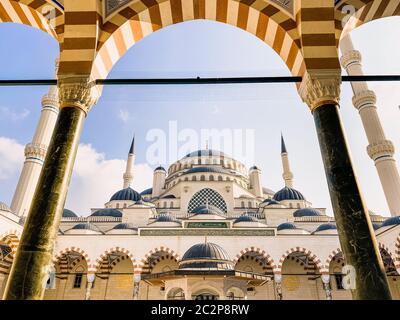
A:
<box><xmin>155</xmin><ymin>166</ymin><xmax>166</xmax><ymax>172</ymax></box>
<box><xmin>161</xmin><ymin>194</ymin><xmax>176</xmax><ymax>199</ymax></box>
<box><xmin>250</xmin><ymin>166</ymin><xmax>260</xmax><ymax>171</ymax></box>
<box><xmin>185</xmin><ymin>149</ymin><xmax>226</xmax><ymax>158</ymax></box>
<box><xmin>314</xmin><ymin>223</ymin><xmax>337</xmax><ymax>233</ymax></box>
<box><xmin>140</xmin><ymin>188</ymin><xmax>153</xmax><ymax>195</ymax></box>
<box><xmin>273</xmin><ymin>187</ymin><xmax>305</xmax><ymax>201</ymax></box>
<box><xmin>91</xmin><ymin>208</ymin><xmax>122</xmax><ymax>217</ymax></box>
<box><xmin>155</xmin><ymin>213</ymin><xmax>180</xmax><ymax>223</ymax></box>
<box><xmin>0</xmin><ymin>202</ymin><xmax>12</xmax><ymax>213</ymax></box>
<box><xmin>380</xmin><ymin>216</ymin><xmax>400</xmax><ymax>228</ymax></box>
<box><xmin>234</xmin><ymin>214</ymin><xmax>258</xmax><ymax>223</ymax></box>
<box><xmin>112</xmin><ymin>223</ymin><xmax>137</xmax><ymax>230</ymax></box>
<box><xmin>185</xmin><ymin>166</ymin><xmax>230</xmax><ymax>175</ymax></box>
<box><xmin>63</xmin><ymin>209</ymin><xmax>77</xmax><ymax>218</ymax></box>
<box><xmin>293</xmin><ymin>208</ymin><xmax>322</xmax><ymax>218</ymax></box>
<box><xmin>262</xmin><ymin>198</ymin><xmax>280</xmax><ymax>206</ymax></box>
<box><xmin>70</xmin><ymin>223</ymin><xmax>101</xmax><ymax>232</ymax></box>
<box><xmin>110</xmin><ymin>187</ymin><xmax>142</xmax><ymax>202</ymax></box>
<box><xmin>277</xmin><ymin>222</ymin><xmax>297</xmax><ymax>231</ymax></box>
<box><xmin>191</xmin><ymin>204</ymin><xmax>224</xmax><ymax>216</ymax></box>
<box><xmin>179</xmin><ymin>242</ymin><xmax>233</xmax><ymax>270</ymax></box>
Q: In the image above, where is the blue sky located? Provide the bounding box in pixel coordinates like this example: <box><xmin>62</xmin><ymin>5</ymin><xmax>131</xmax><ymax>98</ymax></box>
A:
<box><xmin>0</xmin><ymin>18</ymin><xmax>400</xmax><ymax>216</ymax></box>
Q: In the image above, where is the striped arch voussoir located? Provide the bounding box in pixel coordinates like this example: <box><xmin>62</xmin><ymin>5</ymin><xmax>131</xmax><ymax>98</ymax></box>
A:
<box><xmin>395</xmin><ymin>236</ymin><xmax>400</xmax><ymax>270</ymax></box>
<box><xmin>94</xmin><ymin>247</ymin><xmax>135</xmax><ymax>272</ymax></box>
<box><xmin>233</xmin><ymin>247</ymin><xmax>276</xmax><ymax>271</ymax></box>
<box><xmin>277</xmin><ymin>247</ymin><xmax>324</xmax><ymax>274</ymax></box>
<box><xmin>324</xmin><ymin>248</ymin><xmax>342</xmax><ymax>269</ymax></box>
<box><xmin>0</xmin><ymin>230</ymin><xmax>20</xmax><ymax>254</ymax></box>
<box><xmin>92</xmin><ymin>0</ymin><xmax>303</xmax><ymax>80</ymax></box>
<box><xmin>139</xmin><ymin>247</ymin><xmax>180</xmax><ymax>268</ymax></box>
<box><xmin>0</xmin><ymin>0</ymin><xmax>62</xmax><ymax>40</ymax></box>
<box><xmin>54</xmin><ymin>247</ymin><xmax>90</xmax><ymax>265</ymax></box>
<box><xmin>336</xmin><ymin>0</ymin><xmax>400</xmax><ymax>42</ymax></box>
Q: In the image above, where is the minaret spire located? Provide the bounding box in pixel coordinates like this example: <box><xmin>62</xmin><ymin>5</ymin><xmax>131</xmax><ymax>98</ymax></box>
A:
<box><xmin>280</xmin><ymin>134</ymin><xmax>294</xmax><ymax>188</ymax></box>
<box><xmin>123</xmin><ymin>134</ymin><xmax>135</xmax><ymax>188</ymax></box>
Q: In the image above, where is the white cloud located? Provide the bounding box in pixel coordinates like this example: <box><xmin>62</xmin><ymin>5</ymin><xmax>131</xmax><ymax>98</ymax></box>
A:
<box><xmin>0</xmin><ymin>137</ymin><xmax>24</xmax><ymax>180</ymax></box>
<box><xmin>0</xmin><ymin>137</ymin><xmax>153</xmax><ymax>216</ymax></box>
<box><xmin>65</xmin><ymin>143</ymin><xmax>153</xmax><ymax>216</ymax></box>
<box><xmin>0</xmin><ymin>107</ymin><xmax>30</xmax><ymax>121</ymax></box>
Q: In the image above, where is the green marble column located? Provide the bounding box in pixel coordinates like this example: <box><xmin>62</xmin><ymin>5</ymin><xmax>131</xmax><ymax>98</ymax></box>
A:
<box><xmin>313</xmin><ymin>103</ymin><xmax>391</xmax><ymax>300</ymax></box>
<box><xmin>3</xmin><ymin>106</ymin><xmax>86</xmax><ymax>300</ymax></box>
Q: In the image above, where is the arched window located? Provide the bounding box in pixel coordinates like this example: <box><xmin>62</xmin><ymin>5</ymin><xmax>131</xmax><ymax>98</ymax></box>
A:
<box><xmin>210</xmin><ymin>175</ymin><xmax>214</xmax><ymax>181</ymax></box>
<box><xmin>200</xmin><ymin>175</ymin><xmax>205</xmax><ymax>181</ymax></box>
<box><xmin>124</xmin><ymin>203</ymin><xmax>127</xmax><ymax>208</ymax></box>
<box><xmin>241</xmin><ymin>201</ymin><xmax>245</xmax><ymax>208</ymax></box>
<box><xmin>248</xmin><ymin>201</ymin><xmax>252</xmax><ymax>208</ymax></box>
<box><xmin>116</xmin><ymin>203</ymin><xmax>119</xmax><ymax>208</ymax></box>
<box><xmin>188</xmin><ymin>188</ymin><xmax>227</xmax><ymax>213</ymax></box>
<box><xmin>218</xmin><ymin>176</ymin><xmax>223</xmax><ymax>181</ymax></box>
<box><xmin>192</xmin><ymin>176</ymin><xmax>197</xmax><ymax>181</ymax></box>
<box><xmin>170</xmin><ymin>202</ymin><xmax>174</xmax><ymax>208</ymax></box>
<box><xmin>164</xmin><ymin>202</ymin><xmax>167</xmax><ymax>208</ymax></box>
<box><xmin>184</xmin><ymin>177</ymin><xmax>189</xmax><ymax>181</ymax></box>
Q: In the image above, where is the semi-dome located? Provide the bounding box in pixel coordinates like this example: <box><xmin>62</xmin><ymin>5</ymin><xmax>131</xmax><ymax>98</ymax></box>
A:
<box><xmin>277</xmin><ymin>222</ymin><xmax>297</xmax><ymax>231</ymax></box>
<box><xmin>63</xmin><ymin>208</ymin><xmax>77</xmax><ymax>218</ymax></box>
<box><xmin>314</xmin><ymin>223</ymin><xmax>337</xmax><ymax>233</ymax></box>
<box><xmin>140</xmin><ymin>188</ymin><xmax>153</xmax><ymax>195</ymax></box>
<box><xmin>110</xmin><ymin>187</ymin><xmax>142</xmax><ymax>202</ymax></box>
<box><xmin>185</xmin><ymin>166</ymin><xmax>230</xmax><ymax>175</ymax></box>
<box><xmin>273</xmin><ymin>187</ymin><xmax>305</xmax><ymax>201</ymax></box>
<box><xmin>234</xmin><ymin>213</ymin><xmax>258</xmax><ymax>223</ymax></box>
<box><xmin>185</xmin><ymin>149</ymin><xmax>227</xmax><ymax>158</ymax></box>
<box><xmin>70</xmin><ymin>223</ymin><xmax>101</xmax><ymax>232</ymax></box>
<box><xmin>179</xmin><ymin>242</ymin><xmax>233</xmax><ymax>270</ymax></box>
<box><xmin>380</xmin><ymin>216</ymin><xmax>400</xmax><ymax>228</ymax></box>
<box><xmin>293</xmin><ymin>208</ymin><xmax>322</xmax><ymax>218</ymax></box>
<box><xmin>191</xmin><ymin>204</ymin><xmax>224</xmax><ymax>216</ymax></box>
<box><xmin>112</xmin><ymin>223</ymin><xmax>138</xmax><ymax>230</ymax></box>
<box><xmin>91</xmin><ymin>208</ymin><xmax>122</xmax><ymax>217</ymax></box>
<box><xmin>0</xmin><ymin>202</ymin><xmax>12</xmax><ymax>213</ymax></box>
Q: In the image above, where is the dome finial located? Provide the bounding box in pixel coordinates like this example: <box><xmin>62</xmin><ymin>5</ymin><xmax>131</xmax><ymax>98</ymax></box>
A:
<box><xmin>129</xmin><ymin>134</ymin><xmax>135</xmax><ymax>154</ymax></box>
<box><xmin>281</xmin><ymin>132</ymin><xmax>287</xmax><ymax>154</ymax></box>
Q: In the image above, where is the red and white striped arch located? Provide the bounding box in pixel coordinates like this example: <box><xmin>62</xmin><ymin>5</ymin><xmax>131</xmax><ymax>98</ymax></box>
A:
<box><xmin>0</xmin><ymin>0</ymin><xmax>63</xmax><ymax>40</ymax></box>
<box><xmin>94</xmin><ymin>247</ymin><xmax>135</xmax><ymax>273</ymax></box>
<box><xmin>92</xmin><ymin>0</ymin><xmax>304</xmax><ymax>80</ymax></box>
<box><xmin>233</xmin><ymin>246</ymin><xmax>277</xmax><ymax>271</ymax></box>
<box><xmin>276</xmin><ymin>247</ymin><xmax>325</xmax><ymax>274</ymax></box>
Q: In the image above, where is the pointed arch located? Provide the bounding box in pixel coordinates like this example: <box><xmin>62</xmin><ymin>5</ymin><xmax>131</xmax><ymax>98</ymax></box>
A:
<box><xmin>233</xmin><ymin>247</ymin><xmax>276</xmax><ymax>273</ymax></box>
<box><xmin>53</xmin><ymin>247</ymin><xmax>91</xmax><ymax>274</ymax></box>
<box><xmin>94</xmin><ymin>247</ymin><xmax>135</xmax><ymax>274</ymax></box>
<box><xmin>139</xmin><ymin>247</ymin><xmax>180</xmax><ymax>274</ymax></box>
<box><xmin>0</xmin><ymin>0</ymin><xmax>63</xmax><ymax>40</ymax></box>
<box><xmin>336</xmin><ymin>0</ymin><xmax>400</xmax><ymax>42</ymax></box>
<box><xmin>188</xmin><ymin>188</ymin><xmax>227</xmax><ymax>213</ymax></box>
<box><xmin>277</xmin><ymin>247</ymin><xmax>324</xmax><ymax>274</ymax></box>
<box><xmin>92</xmin><ymin>0</ymin><xmax>303</xmax><ymax>79</ymax></box>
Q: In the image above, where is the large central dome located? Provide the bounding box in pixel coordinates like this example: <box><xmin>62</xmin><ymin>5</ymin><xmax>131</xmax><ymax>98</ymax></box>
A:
<box><xmin>185</xmin><ymin>149</ymin><xmax>227</xmax><ymax>158</ymax></box>
<box><xmin>179</xmin><ymin>242</ymin><xmax>234</xmax><ymax>270</ymax></box>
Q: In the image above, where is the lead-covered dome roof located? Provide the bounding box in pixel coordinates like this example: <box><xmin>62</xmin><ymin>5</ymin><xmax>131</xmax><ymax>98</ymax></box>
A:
<box><xmin>234</xmin><ymin>213</ymin><xmax>258</xmax><ymax>223</ymax></box>
<box><xmin>185</xmin><ymin>149</ymin><xmax>227</xmax><ymax>158</ymax></box>
<box><xmin>314</xmin><ymin>223</ymin><xmax>337</xmax><ymax>233</ymax></box>
<box><xmin>63</xmin><ymin>208</ymin><xmax>77</xmax><ymax>218</ymax></box>
<box><xmin>179</xmin><ymin>242</ymin><xmax>233</xmax><ymax>270</ymax></box>
<box><xmin>381</xmin><ymin>216</ymin><xmax>400</xmax><ymax>228</ymax></box>
<box><xmin>191</xmin><ymin>204</ymin><xmax>224</xmax><ymax>216</ymax></box>
<box><xmin>273</xmin><ymin>187</ymin><xmax>305</xmax><ymax>201</ymax></box>
<box><xmin>277</xmin><ymin>222</ymin><xmax>297</xmax><ymax>231</ymax></box>
<box><xmin>91</xmin><ymin>208</ymin><xmax>122</xmax><ymax>217</ymax></box>
<box><xmin>110</xmin><ymin>187</ymin><xmax>142</xmax><ymax>202</ymax></box>
<box><xmin>70</xmin><ymin>223</ymin><xmax>101</xmax><ymax>232</ymax></box>
<box><xmin>293</xmin><ymin>208</ymin><xmax>322</xmax><ymax>217</ymax></box>
<box><xmin>185</xmin><ymin>166</ymin><xmax>230</xmax><ymax>175</ymax></box>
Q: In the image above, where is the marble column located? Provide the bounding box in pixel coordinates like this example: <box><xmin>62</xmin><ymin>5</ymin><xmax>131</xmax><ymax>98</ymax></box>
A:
<box><xmin>321</xmin><ymin>274</ymin><xmax>332</xmax><ymax>300</ymax></box>
<box><xmin>299</xmin><ymin>71</ymin><xmax>391</xmax><ymax>300</ymax></box>
<box><xmin>85</xmin><ymin>273</ymin><xmax>96</xmax><ymax>300</ymax></box>
<box><xmin>3</xmin><ymin>77</ymin><xmax>98</xmax><ymax>300</ymax></box>
<box><xmin>340</xmin><ymin>35</ymin><xmax>400</xmax><ymax>216</ymax></box>
<box><xmin>274</xmin><ymin>274</ymin><xmax>283</xmax><ymax>300</ymax></box>
<box><xmin>133</xmin><ymin>272</ymin><xmax>141</xmax><ymax>300</ymax></box>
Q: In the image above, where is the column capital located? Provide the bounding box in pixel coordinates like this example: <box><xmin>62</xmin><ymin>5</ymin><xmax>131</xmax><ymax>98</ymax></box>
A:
<box><xmin>299</xmin><ymin>71</ymin><xmax>341</xmax><ymax>112</ymax></box>
<box><xmin>340</xmin><ymin>50</ymin><xmax>362</xmax><ymax>69</ymax></box>
<box><xmin>321</xmin><ymin>274</ymin><xmax>331</xmax><ymax>284</ymax></box>
<box><xmin>58</xmin><ymin>77</ymin><xmax>99</xmax><ymax>115</ymax></box>
<box><xmin>25</xmin><ymin>143</ymin><xmax>47</xmax><ymax>162</ymax></box>
<box><xmin>352</xmin><ymin>90</ymin><xmax>376</xmax><ymax>111</ymax></box>
<box><xmin>41</xmin><ymin>92</ymin><xmax>59</xmax><ymax>111</ymax></box>
<box><xmin>367</xmin><ymin>140</ymin><xmax>395</xmax><ymax>160</ymax></box>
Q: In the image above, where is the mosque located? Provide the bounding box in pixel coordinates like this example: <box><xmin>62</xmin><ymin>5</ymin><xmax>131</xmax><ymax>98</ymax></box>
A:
<box><xmin>2</xmin><ymin>0</ymin><xmax>400</xmax><ymax>301</ymax></box>
<box><xmin>1</xmin><ymin>134</ymin><xmax>400</xmax><ymax>300</ymax></box>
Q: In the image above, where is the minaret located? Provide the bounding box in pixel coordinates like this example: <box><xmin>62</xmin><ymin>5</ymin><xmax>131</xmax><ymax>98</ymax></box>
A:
<box><xmin>123</xmin><ymin>135</ymin><xmax>135</xmax><ymax>188</ymax></box>
<box><xmin>281</xmin><ymin>134</ymin><xmax>294</xmax><ymax>188</ymax></box>
<box><xmin>152</xmin><ymin>166</ymin><xmax>166</xmax><ymax>198</ymax></box>
<box><xmin>340</xmin><ymin>35</ymin><xmax>400</xmax><ymax>216</ymax></box>
<box><xmin>11</xmin><ymin>59</ymin><xmax>60</xmax><ymax>217</ymax></box>
<box><xmin>249</xmin><ymin>166</ymin><xmax>263</xmax><ymax>198</ymax></box>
